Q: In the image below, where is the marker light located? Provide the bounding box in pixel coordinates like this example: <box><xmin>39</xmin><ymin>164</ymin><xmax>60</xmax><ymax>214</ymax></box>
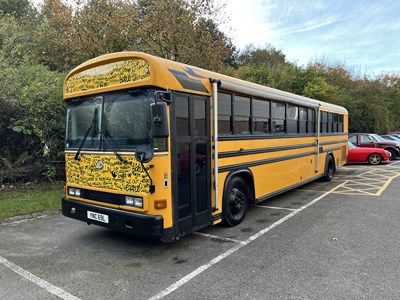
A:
<box><xmin>154</xmin><ymin>199</ymin><xmax>167</xmax><ymax>209</ymax></box>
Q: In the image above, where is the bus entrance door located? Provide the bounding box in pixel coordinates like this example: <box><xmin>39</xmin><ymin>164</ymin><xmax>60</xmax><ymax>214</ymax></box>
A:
<box><xmin>172</xmin><ymin>92</ymin><xmax>212</xmax><ymax>237</ymax></box>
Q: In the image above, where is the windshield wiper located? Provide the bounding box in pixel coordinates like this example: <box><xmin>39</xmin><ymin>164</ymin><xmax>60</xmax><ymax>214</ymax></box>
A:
<box><xmin>75</xmin><ymin>109</ymin><xmax>97</xmax><ymax>160</ymax></box>
<box><xmin>100</xmin><ymin>130</ymin><xmax>126</xmax><ymax>163</ymax></box>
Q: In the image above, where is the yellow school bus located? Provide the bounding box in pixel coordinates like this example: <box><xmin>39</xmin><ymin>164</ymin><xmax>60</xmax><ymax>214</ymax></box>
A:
<box><xmin>62</xmin><ymin>52</ymin><xmax>348</xmax><ymax>242</ymax></box>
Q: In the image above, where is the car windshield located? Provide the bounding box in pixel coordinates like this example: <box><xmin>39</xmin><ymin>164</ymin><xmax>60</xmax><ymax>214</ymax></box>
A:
<box><xmin>348</xmin><ymin>141</ymin><xmax>357</xmax><ymax>149</ymax></box>
<box><xmin>369</xmin><ymin>134</ymin><xmax>385</xmax><ymax>142</ymax></box>
<box><xmin>389</xmin><ymin>135</ymin><xmax>400</xmax><ymax>141</ymax></box>
<box><xmin>66</xmin><ymin>89</ymin><xmax>165</xmax><ymax>151</ymax></box>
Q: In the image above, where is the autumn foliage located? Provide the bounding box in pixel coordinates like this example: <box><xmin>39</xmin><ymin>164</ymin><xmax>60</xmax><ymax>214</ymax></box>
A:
<box><xmin>0</xmin><ymin>0</ymin><xmax>399</xmax><ymax>183</ymax></box>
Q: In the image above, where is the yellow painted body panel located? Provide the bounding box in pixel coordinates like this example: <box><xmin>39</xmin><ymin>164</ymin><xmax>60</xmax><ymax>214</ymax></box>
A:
<box><xmin>215</xmin><ymin>132</ymin><xmax>348</xmax><ymax>209</ymax></box>
<box><xmin>65</xmin><ymin>59</ymin><xmax>150</xmax><ymax>95</ymax></box>
<box><xmin>65</xmin><ymin>153</ymin><xmax>173</xmax><ymax>228</ymax></box>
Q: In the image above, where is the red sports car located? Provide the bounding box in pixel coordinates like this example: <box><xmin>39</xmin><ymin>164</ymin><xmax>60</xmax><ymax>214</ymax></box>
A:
<box><xmin>347</xmin><ymin>141</ymin><xmax>391</xmax><ymax>165</ymax></box>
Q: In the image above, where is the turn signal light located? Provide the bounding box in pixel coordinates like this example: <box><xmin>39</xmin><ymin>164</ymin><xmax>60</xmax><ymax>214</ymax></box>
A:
<box><xmin>154</xmin><ymin>199</ymin><xmax>167</xmax><ymax>209</ymax></box>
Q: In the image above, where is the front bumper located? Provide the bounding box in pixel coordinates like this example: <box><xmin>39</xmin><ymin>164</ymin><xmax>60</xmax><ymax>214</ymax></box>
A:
<box><xmin>62</xmin><ymin>198</ymin><xmax>164</xmax><ymax>239</ymax></box>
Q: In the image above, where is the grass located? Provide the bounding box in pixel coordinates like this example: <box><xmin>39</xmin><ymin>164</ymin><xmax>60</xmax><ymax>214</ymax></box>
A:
<box><xmin>0</xmin><ymin>182</ymin><xmax>64</xmax><ymax>220</ymax></box>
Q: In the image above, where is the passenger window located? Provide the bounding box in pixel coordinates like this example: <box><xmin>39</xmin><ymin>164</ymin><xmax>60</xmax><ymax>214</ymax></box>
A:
<box><xmin>338</xmin><ymin>114</ymin><xmax>344</xmax><ymax>132</ymax></box>
<box><xmin>299</xmin><ymin>107</ymin><xmax>307</xmax><ymax>133</ymax></box>
<box><xmin>253</xmin><ymin>99</ymin><xmax>270</xmax><ymax>134</ymax></box>
<box><xmin>234</xmin><ymin>95</ymin><xmax>250</xmax><ymax>134</ymax></box>
<box><xmin>218</xmin><ymin>93</ymin><xmax>232</xmax><ymax>134</ymax></box>
<box><xmin>327</xmin><ymin>113</ymin><xmax>333</xmax><ymax>133</ymax></box>
<box><xmin>308</xmin><ymin>109</ymin><xmax>316</xmax><ymax>133</ymax></box>
<box><xmin>320</xmin><ymin>112</ymin><xmax>328</xmax><ymax>133</ymax></box>
<box><xmin>287</xmin><ymin>104</ymin><xmax>299</xmax><ymax>134</ymax></box>
<box><xmin>271</xmin><ymin>102</ymin><xmax>285</xmax><ymax>134</ymax></box>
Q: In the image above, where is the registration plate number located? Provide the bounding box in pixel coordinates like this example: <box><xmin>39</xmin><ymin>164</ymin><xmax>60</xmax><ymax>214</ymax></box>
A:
<box><xmin>87</xmin><ymin>211</ymin><xmax>109</xmax><ymax>223</ymax></box>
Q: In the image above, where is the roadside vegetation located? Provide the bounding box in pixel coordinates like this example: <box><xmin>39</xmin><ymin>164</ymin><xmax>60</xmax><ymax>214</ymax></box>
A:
<box><xmin>0</xmin><ymin>182</ymin><xmax>64</xmax><ymax>220</ymax></box>
<box><xmin>1</xmin><ymin>0</ymin><xmax>400</xmax><ymax>217</ymax></box>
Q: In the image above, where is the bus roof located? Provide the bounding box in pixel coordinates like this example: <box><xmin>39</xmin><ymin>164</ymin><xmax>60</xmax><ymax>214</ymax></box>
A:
<box><xmin>63</xmin><ymin>51</ymin><xmax>348</xmax><ymax>114</ymax></box>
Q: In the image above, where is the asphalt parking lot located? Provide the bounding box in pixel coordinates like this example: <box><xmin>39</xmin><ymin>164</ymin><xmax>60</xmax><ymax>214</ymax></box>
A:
<box><xmin>1</xmin><ymin>161</ymin><xmax>400</xmax><ymax>300</ymax></box>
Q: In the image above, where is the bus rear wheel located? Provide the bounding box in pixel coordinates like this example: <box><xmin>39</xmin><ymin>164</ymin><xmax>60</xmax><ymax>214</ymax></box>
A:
<box><xmin>322</xmin><ymin>155</ymin><xmax>335</xmax><ymax>182</ymax></box>
<box><xmin>222</xmin><ymin>176</ymin><xmax>250</xmax><ymax>227</ymax></box>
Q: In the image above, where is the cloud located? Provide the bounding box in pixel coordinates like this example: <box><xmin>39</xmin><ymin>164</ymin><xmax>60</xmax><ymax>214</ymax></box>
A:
<box><xmin>276</xmin><ymin>15</ymin><xmax>347</xmax><ymax>36</ymax></box>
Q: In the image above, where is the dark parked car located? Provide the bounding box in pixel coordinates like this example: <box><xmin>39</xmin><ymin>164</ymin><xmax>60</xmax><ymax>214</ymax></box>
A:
<box><xmin>349</xmin><ymin>133</ymin><xmax>400</xmax><ymax>160</ymax></box>
<box><xmin>380</xmin><ymin>135</ymin><xmax>400</xmax><ymax>146</ymax></box>
<box><xmin>388</xmin><ymin>131</ymin><xmax>400</xmax><ymax>135</ymax></box>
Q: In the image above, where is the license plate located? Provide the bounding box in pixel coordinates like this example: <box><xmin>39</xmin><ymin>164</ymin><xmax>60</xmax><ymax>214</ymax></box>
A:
<box><xmin>87</xmin><ymin>211</ymin><xmax>109</xmax><ymax>223</ymax></box>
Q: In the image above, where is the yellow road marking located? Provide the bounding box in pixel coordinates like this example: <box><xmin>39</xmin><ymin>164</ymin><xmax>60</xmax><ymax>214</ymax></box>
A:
<box><xmin>297</xmin><ymin>164</ymin><xmax>400</xmax><ymax>196</ymax></box>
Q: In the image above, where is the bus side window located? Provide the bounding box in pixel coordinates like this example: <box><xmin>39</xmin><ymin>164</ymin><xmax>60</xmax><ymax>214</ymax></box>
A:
<box><xmin>327</xmin><ymin>112</ymin><xmax>333</xmax><ymax>133</ymax></box>
<box><xmin>338</xmin><ymin>114</ymin><xmax>344</xmax><ymax>132</ymax></box>
<box><xmin>218</xmin><ymin>92</ymin><xmax>232</xmax><ymax>135</ymax></box>
<box><xmin>234</xmin><ymin>95</ymin><xmax>250</xmax><ymax>134</ymax></box>
<box><xmin>253</xmin><ymin>99</ymin><xmax>270</xmax><ymax>134</ymax></box>
<box><xmin>271</xmin><ymin>102</ymin><xmax>285</xmax><ymax>134</ymax></box>
<box><xmin>308</xmin><ymin>108</ymin><xmax>316</xmax><ymax>133</ymax></box>
<box><xmin>287</xmin><ymin>104</ymin><xmax>299</xmax><ymax>134</ymax></box>
<box><xmin>320</xmin><ymin>111</ymin><xmax>328</xmax><ymax>133</ymax></box>
<box><xmin>299</xmin><ymin>107</ymin><xmax>307</xmax><ymax>133</ymax></box>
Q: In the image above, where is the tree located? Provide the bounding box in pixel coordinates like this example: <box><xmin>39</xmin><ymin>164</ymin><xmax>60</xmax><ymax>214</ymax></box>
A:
<box><xmin>35</xmin><ymin>0</ymin><xmax>235</xmax><ymax>72</ymax></box>
<box><xmin>0</xmin><ymin>0</ymin><xmax>30</xmax><ymax>17</ymax></box>
<box><xmin>379</xmin><ymin>74</ymin><xmax>400</xmax><ymax>131</ymax></box>
<box><xmin>234</xmin><ymin>45</ymin><xmax>303</xmax><ymax>93</ymax></box>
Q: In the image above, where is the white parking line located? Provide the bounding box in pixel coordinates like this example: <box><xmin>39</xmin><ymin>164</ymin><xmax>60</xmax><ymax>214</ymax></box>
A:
<box><xmin>0</xmin><ymin>256</ymin><xmax>81</xmax><ymax>300</ymax></box>
<box><xmin>148</xmin><ymin>181</ymin><xmax>348</xmax><ymax>300</ymax></box>
<box><xmin>193</xmin><ymin>232</ymin><xmax>246</xmax><ymax>245</ymax></box>
<box><xmin>257</xmin><ymin>205</ymin><xmax>297</xmax><ymax>211</ymax></box>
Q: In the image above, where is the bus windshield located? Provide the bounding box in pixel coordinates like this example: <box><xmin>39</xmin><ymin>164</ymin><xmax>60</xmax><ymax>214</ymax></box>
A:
<box><xmin>66</xmin><ymin>89</ymin><xmax>156</xmax><ymax>150</ymax></box>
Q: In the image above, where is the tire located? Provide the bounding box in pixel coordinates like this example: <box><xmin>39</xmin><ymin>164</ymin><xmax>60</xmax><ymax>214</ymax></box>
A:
<box><xmin>387</xmin><ymin>148</ymin><xmax>396</xmax><ymax>161</ymax></box>
<box><xmin>222</xmin><ymin>176</ymin><xmax>250</xmax><ymax>227</ymax></box>
<box><xmin>322</xmin><ymin>155</ymin><xmax>335</xmax><ymax>182</ymax></box>
<box><xmin>367</xmin><ymin>153</ymin><xmax>382</xmax><ymax>165</ymax></box>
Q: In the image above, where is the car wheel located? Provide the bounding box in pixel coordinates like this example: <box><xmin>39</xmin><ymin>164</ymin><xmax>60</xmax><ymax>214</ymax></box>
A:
<box><xmin>222</xmin><ymin>176</ymin><xmax>250</xmax><ymax>227</ymax></box>
<box><xmin>387</xmin><ymin>149</ymin><xmax>396</xmax><ymax>160</ymax></box>
<box><xmin>322</xmin><ymin>155</ymin><xmax>335</xmax><ymax>182</ymax></box>
<box><xmin>367</xmin><ymin>153</ymin><xmax>382</xmax><ymax>165</ymax></box>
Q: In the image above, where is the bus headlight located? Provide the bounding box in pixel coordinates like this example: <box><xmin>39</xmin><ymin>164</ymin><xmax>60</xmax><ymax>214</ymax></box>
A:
<box><xmin>125</xmin><ymin>196</ymin><xmax>143</xmax><ymax>208</ymax></box>
<box><xmin>68</xmin><ymin>187</ymin><xmax>81</xmax><ymax>197</ymax></box>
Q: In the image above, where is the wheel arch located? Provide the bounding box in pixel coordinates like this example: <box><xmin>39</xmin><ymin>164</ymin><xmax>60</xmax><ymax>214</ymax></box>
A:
<box><xmin>324</xmin><ymin>151</ymin><xmax>336</xmax><ymax>172</ymax></box>
<box><xmin>222</xmin><ymin>168</ymin><xmax>255</xmax><ymax>206</ymax></box>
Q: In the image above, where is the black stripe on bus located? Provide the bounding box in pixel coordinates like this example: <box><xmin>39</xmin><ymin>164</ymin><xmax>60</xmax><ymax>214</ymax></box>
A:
<box><xmin>218</xmin><ymin>143</ymin><xmax>316</xmax><ymax>158</ymax></box>
<box><xmin>322</xmin><ymin>146</ymin><xmax>342</xmax><ymax>153</ymax></box>
<box><xmin>168</xmin><ymin>69</ymin><xmax>208</xmax><ymax>93</ymax></box>
<box><xmin>218</xmin><ymin>132</ymin><xmax>348</xmax><ymax>141</ymax></box>
<box><xmin>320</xmin><ymin>140</ymin><xmax>347</xmax><ymax>146</ymax></box>
<box><xmin>218</xmin><ymin>140</ymin><xmax>347</xmax><ymax>159</ymax></box>
<box><xmin>218</xmin><ymin>151</ymin><xmax>316</xmax><ymax>173</ymax></box>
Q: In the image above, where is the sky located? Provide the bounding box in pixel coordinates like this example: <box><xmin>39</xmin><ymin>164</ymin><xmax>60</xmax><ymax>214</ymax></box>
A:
<box><xmin>219</xmin><ymin>0</ymin><xmax>400</xmax><ymax>75</ymax></box>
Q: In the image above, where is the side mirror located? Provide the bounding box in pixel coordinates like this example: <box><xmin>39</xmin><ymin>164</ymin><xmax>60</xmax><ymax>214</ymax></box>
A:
<box><xmin>151</xmin><ymin>102</ymin><xmax>169</xmax><ymax>138</ymax></box>
<box><xmin>135</xmin><ymin>144</ymin><xmax>154</xmax><ymax>163</ymax></box>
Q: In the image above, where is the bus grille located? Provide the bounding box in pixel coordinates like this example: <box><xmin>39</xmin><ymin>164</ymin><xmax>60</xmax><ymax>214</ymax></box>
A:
<box><xmin>81</xmin><ymin>189</ymin><xmax>123</xmax><ymax>205</ymax></box>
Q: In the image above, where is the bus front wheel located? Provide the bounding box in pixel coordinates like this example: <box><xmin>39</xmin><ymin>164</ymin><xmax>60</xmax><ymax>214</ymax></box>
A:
<box><xmin>222</xmin><ymin>176</ymin><xmax>250</xmax><ymax>227</ymax></box>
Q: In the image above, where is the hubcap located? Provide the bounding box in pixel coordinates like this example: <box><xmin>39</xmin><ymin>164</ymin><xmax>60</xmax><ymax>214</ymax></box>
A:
<box><xmin>229</xmin><ymin>187</ymin><xmax>246</xmax><ymax>216</ymax></box>
<box><xmin>370</xmin><ymin>154</ymin><xmax>380</xmax><ymax>164</ymax></box>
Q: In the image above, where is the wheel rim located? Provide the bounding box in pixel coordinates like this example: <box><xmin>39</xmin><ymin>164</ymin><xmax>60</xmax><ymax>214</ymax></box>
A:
<box><xmin>369</xmin><ymin>154</ymin><xmax>381</xmax><ymax>165</ymax></box>
<box><xmin>229</xmin><ymin>187</ymin><xmax>247</xmax><ymax>218</ymax></box>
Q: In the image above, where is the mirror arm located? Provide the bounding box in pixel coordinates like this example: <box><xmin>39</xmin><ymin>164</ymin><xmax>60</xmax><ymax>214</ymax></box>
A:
<box><xmin>140</xmin><ymin>162</ymin><xmax>155</xmax><ymax>194</ymax></box>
